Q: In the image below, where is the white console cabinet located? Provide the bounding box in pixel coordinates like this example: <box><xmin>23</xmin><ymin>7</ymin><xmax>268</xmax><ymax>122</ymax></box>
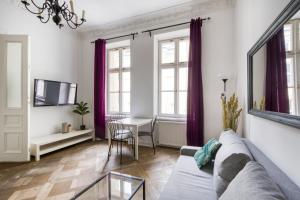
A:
<box><xmin>30</xmin><ymin>129</ymin><xmax>94</xmax><ymax>161</ymax></box>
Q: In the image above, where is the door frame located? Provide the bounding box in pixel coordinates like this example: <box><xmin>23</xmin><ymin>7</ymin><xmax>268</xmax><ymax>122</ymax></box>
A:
<box><xmin>0</xmin><ymin>34</ymin><xmax>30</xmax><ymax>162</ymax></box>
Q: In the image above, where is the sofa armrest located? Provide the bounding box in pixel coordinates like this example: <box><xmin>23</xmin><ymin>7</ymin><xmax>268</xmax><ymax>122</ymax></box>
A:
<box><xmin>180</xmin><ymin>146</ymin><xmax>201</xmax><ymax>156</ymax></box>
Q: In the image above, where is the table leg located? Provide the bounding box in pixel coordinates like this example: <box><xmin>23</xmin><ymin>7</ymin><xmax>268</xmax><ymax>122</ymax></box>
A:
<box><xmin>108</xmin><ymin>130</ymin><xmax>111</xmax><ymax>156</ymax></box>
<box><xmin>35</xmin><ymin>145</ymin><xmax>40</xmax><ymax>161</ymax></box>
<box><xmin>143</xmin><ymin>181</ymin><xmax>146</xmax><ymax>200</ymax></box>
<box><xmin>135</xmin><ymin>125</ymin><xmax>139</xmax><ymax>160</ymax></box>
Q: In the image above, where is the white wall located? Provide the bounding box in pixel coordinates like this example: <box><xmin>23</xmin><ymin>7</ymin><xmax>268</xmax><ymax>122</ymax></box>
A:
<box><xmin>201</xmin><ymin>6</ymin><xmax>235</xmax><ymax>141</ymax></box>
<box><xmin>131</xmin><ymin>34</ymin><xmax>155</xmax><ymax>118</ymax></box>
<box><xmin>0</xmin><ymin>1</ymin><xmax>82</xmax><ymax>138</ymax></box>
<box><xmin>80</xmin><ymin>1</ymin><xmax>236</xmax><ymax>145</ymax></box>
<box><xmin>234</xmin><ymin>0</ymin><xmax>300</xmax><ymax>187</ymax></box>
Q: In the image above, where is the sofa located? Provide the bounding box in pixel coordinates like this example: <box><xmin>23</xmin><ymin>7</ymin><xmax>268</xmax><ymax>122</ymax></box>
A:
<box><xmin>159</xmin><ymin>131</ymin><xmax>300</xmax><ymax>200</ymax></box>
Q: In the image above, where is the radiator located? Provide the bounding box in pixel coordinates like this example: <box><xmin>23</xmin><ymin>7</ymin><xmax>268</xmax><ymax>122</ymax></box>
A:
<box><xmin>157</xmin><ymin>121</ymin><xmax>187</xmax><ymax>147</ymax></box>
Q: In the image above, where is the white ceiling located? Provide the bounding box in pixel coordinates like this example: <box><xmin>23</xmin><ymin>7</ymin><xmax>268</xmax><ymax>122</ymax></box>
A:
<box><xmin>72</xmin><ymin>0</ymin><xmax>193</xmax><ymax>30</ymax></box>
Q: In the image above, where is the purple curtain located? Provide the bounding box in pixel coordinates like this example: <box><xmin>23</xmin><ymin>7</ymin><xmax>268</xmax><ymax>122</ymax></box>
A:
<box><xmin>94</xmin><ymin>39</ymin><xmax>106</xmax><ymax>139</ymax></box>
<box><xmin>265</xmin><ymin>28</ymin><xmax>290</xmax><ymax>114</ymax></box>
<box><xmin>187</xmin><ymin>18</ymin><xmax>204</xmax><ymax>146</ymax></box>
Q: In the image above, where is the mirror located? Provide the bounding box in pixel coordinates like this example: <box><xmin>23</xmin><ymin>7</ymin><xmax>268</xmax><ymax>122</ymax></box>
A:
<box><xmin>248</xmin><ymin>0</ymin><xmax>300</xmax><ymax>128</ymax></box>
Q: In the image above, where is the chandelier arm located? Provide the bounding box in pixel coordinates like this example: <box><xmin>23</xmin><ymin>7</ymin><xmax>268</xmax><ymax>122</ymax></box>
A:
<box><xmin>44</xmin><ymin>1</ymin><xmax>52</xmax><ymax>9</ymax></box>
<box><xmin>48</xmin><ymin>7</ymin><xmax>54</xmax><ymax>16</ymax></box>
<box><xmin>61</xmin><ymin>5</ymin><xmax>68</xmax><ymax>13</ymax></box>
<box><xmin>61</xmin><ymin>3</ymin><xmax>71</xmax><ymax>16</ymax></box>
<box><xmin>24</xmin><ymin>3</ymin><xmax>45</xmax><ymax>15</ymax></box>
<box><xmin>75</xmin><ymin>19</ymin><xmax>85</xmax><ymax>26</ymax></box>
<box><xmin>66</xmin><ymin>20</ymin><xmax>77</xmax><ymax>29</ymax></box>
<box><xmin>64</xmin><ymin>12</ymin><xmax>78</xmax><ymax>25</ymax></box>
<box><xmin>29</xmin><ymin>0</ymin><xmax>46</xmax><ymax>10</ymax></box>
<box><xmin>69</xmin><ymin>19</ymin><xmax>78</xmax><ymax>27</ymax></box>
<box><xmin>61</xmin><ymin>10</ymin><xmax>69</xmax><ymax>21</ymax></box>
<box><xmin>39</xmin><ymin>14</ymin><xmax>50</xmax><ymax>24</ymax></box>
<box><xmin>60</xmin><ymin>2</ymin><xmax>66</xmax><ymax>10</ymax></box>
<box><xmin>62</xmin><ymin>9</ymin><xmax>74</xmax><ymax>21</ymax></box>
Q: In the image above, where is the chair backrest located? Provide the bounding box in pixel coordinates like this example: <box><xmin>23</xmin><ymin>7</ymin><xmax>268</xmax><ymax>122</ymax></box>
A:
<box><xmin>112</xmin><ymin>114</ymin><xmax>127</xmax><ymax>120</ymax></box>
<box><xmin>106</xmin><ymin>115</ymin><xmax>126</xmax><ymax>139</ymax></box>
<box><xmin>151</xmin><ymin>116</ymin><xmax>158</xmax><ymax>133</ymax></box>
<box><xmin>106</xmin><ymin>117</ymin><xmax>116</xmax><ymax>138</ymax></box>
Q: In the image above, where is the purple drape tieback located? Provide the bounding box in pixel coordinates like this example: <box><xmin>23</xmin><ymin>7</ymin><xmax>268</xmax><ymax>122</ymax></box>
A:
<box><xmin>186</xmin><ymin>18</ymin><xmax>204</xmax><ymax>147</ymax></box>
<box><xmin>94</xmin><ymin>39</ymin><xmax>106</xmax><ymax>139</ymax></box>
<box><xmin>265</xmin><ymin>28</ymin><xmax>289</xmax><ymax>114</ymax></box>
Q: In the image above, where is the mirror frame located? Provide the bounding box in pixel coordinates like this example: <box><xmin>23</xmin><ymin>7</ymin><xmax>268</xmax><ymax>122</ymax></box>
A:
<box><xmin>248</xmin><ymin>0</ymin><xmax>300</xmax><ymax>129</ymax></box>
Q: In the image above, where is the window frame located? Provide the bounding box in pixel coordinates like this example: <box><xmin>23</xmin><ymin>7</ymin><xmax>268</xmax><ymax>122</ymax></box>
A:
<box><xmin>158</xmin><ymin>37</ymin><xmax>189</xmax><ymax>118</ymax></box>
<box><xmin>107</xmin><ymin>46</ymin><xmax>131</xmax><ymax>114</ymax></box>
<box><xmin>285</xmin><ymin>19</ymin><xmax>300</xmax><ymax>115</ymax></box>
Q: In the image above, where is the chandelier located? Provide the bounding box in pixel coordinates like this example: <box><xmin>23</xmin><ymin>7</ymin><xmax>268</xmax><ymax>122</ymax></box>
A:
<box><xmin>21</xmin><ymin>0</ymin><xmax>86</xmax><ymax>29</ymax></box>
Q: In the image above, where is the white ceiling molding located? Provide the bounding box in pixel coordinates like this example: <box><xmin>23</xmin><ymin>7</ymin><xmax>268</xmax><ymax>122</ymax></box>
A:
<box><xmin>83</xmin><ymin>0</ymin><xmax>234</xmax><ymax>39</ymax></box>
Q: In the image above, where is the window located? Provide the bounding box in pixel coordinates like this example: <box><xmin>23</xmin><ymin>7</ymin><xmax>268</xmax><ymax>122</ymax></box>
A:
<box><xmin>107</xmin><ymin>47</ymin><xmax>130</xmax><ymax>113</ymax></box>
<box><xmin>284</xmin><ymin>21</ymin><xmax>300</xmax><ymax>115</ymax></box>
<box><xmin>158</xmin><ymin>37</ymin><xmax>189</xmax><ymax>117</ymax></box>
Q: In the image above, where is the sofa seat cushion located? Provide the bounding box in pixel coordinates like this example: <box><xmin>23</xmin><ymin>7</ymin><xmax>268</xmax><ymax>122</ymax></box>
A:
<box><xmin>159</xmin><ymin>155</ymin><xmax>217</xmax><ymax>200</ymax></box>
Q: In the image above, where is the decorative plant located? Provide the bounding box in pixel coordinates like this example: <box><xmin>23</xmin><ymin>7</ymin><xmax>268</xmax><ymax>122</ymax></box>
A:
<box><xmin>254</xmin><ymin>97</ymin><xmax>265</xmax><ymax>111</ymax></box>
<box><xmin>221</xmin><ymin>93</ymin><xmax>242</xmax><ymax>132</ymax></box>
<box><xmin>73</xmin><ymin>101</ymin><xmax>90</xmax><ymax>130</ymax></box>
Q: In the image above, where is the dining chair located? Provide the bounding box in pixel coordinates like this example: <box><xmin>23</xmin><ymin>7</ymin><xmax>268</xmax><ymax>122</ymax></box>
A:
<box><xmin>107</xmin><ymin>115</ymin><xmax>135</xmax><ymax>164</ymax></box>
<box><xmin>138</xmin><ymin>116</ymin><xmax>157</xmax><ymax>154</ymax></box>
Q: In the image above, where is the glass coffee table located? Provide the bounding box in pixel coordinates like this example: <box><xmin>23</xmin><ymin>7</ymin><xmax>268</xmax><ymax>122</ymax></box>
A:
<box><xmin>72</xmin><ymin>172</ymin><xmax>145</xmax><ymax>200</ymax></box>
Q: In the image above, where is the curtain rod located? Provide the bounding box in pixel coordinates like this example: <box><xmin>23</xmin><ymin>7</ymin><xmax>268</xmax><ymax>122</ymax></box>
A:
<box><xmin>91</xmin><ymin>17</ymin><xmax>210</xmax><ymax>43</ymax></box>
<box><xmin>141</xmin><ymin>17</ymin><xmax>210</xmax><ymax>37</ymax></box>
<box><xmin>91</xmin><ymin>32</ymin><xmax>138</xmax><ymax>44</ymax></box>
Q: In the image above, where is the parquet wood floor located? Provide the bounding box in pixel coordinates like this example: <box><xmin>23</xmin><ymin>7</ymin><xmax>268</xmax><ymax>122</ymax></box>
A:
<box><xmin>0</xmin><ymin>140</ymin><xmax>179</xmax><ymax>200</ymax></box>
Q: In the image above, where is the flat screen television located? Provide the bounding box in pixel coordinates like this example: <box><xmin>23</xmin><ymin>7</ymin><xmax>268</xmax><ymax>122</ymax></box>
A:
<box><xmin>33</xmin><ymin>79</ymin><xmax>77</xmax><ymax>107</ymax></box>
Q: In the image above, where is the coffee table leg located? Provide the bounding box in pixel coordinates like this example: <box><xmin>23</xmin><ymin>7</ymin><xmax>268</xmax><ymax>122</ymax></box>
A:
<box><xmin>108</xmin><ymin>173</ymin><xmax>111</xmax><ymax>200</ymax></box>
<box><xmin>143</xmin><ymin>181</ymin><xmax>146</xmax><ymax>200</ymax></box>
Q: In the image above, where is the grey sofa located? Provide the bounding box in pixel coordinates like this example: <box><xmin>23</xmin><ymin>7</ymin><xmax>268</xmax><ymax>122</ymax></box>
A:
<box><xmin>159</xmin><ymin>136</ymin><xmax>300</xmax><ymax>200</ymax></box>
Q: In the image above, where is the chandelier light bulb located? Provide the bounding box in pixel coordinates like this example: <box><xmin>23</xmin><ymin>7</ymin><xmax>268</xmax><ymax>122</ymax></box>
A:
<box><xmin>70</xmin><ymin>0</ymin><xmax>74</xmax><ymax>13</ymax></box>
<box><xmin>82</xmin><ymin>10</ymin><xmax>85</xmax><ymax>20</ymax></box>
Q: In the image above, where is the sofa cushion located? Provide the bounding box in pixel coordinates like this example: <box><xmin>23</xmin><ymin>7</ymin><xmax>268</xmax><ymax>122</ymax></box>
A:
<box><xmin>220</xmin><ymin>161</ymin><xmax>286</xmax><ymax>200</ymax></box>
<box><xmin>243</xmin><ymin>139</ymin><xmax>300</xmax><ymax>200</ymax></box>
<box><xmin>159</xmin><ymin>155</ymin><xmax>217</xmax><ymax>200</ymax></box>
<box><xmin>219</xmin><ymin>129</ymin><xmax>243</xmax><ymax>145</ymax></box>
<box><xmin>194</xmin><ymin>138</ymin><xmax>221</xmax><ymax>168</ymax></box>
<box><xmin>213</xmin><ymin>131</ymin><xmax>253</xmax><ymax>197</ymax></box>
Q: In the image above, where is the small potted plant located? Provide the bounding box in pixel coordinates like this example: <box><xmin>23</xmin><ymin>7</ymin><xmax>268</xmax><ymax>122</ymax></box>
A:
<box><xmin>73</xmin><ymin>101</ymin><xmax>90</xmax><ymax>130</ymax></box>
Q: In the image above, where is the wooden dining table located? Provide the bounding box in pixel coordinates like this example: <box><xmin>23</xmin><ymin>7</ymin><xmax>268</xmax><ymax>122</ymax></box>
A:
<box><xmin>108</xmin><ymin>117</ymin><xmax>153</xmax><ymax>160</ymax></box>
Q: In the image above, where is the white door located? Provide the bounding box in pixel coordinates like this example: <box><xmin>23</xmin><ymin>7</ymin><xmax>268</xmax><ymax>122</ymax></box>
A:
<box><xmin>0</xmin><ymin>35</ymin><xmax>30</xmax><ymax>162</ymax></box>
